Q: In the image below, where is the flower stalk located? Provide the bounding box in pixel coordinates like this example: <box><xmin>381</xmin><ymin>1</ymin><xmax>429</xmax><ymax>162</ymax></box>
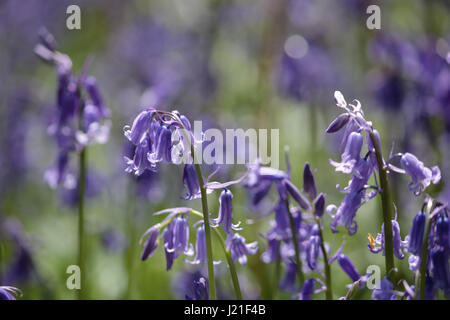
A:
<box><xmin>369</xmin><ymin>131</ymin><xmax>395</xmax><ymax>280</ymax></box>
<box><xmin>316</xmin><ymin>218</ymin><xmax>333</xmax><ymax>299</ymax></box>
<box><xmin>285</xmin><ymin>199</ymin><xmax>305</xmax><ymax>287</ymax></box>
<box><xmin>193</xmin><ymin>163</ymin><xmax>217</xmax><ymax>300</ymax></box>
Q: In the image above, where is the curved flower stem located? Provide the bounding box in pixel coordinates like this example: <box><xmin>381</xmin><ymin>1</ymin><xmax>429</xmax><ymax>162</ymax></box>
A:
<box><xmin>369</xmin><ymin>131</ymin><xmax>395</xmax><ymax>281</ymax></box>
<box><xmin>190</xmin><ymin>210</ymin><xmax>242</xmax><ymax>300</ymax></box>
<box><xmin>285</xmin><ymin>199</ymin><xmax>305</xmax><ymax>287</ymax></box>
<box><xmin>419</xmin><ymin>215</ymin><xmax>432</xmax><ymax>300</ymax></box>
<box><xmin>77</xmin><ymin>146</ymin><xmax>86</xmax><ymax>300</ymax></box>
<box><xmin>316</xmin><ymin>218</ymin><xmax>332</xmax><ymax>300</ymax></box>
<box><xmin>193</xmin><ymin>163</ymin><xmax>217</xmax><ymax>300</ymax></box>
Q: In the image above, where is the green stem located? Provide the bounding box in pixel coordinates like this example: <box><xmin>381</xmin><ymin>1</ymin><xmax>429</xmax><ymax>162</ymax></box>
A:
<box><xmin>419</xmin><ymin>216</ymin><xmax>432</xmax><ymax>300</ymax></box>
<box><xmin>285</xmin><ymin>199</ymin><xmax>305</xmax><ymax>287</ymax></box>
<box><xmin>125</xmin><ymin>180</ymin><xmax>137</xmax><ymax>299</ymax></box>
<box><xmin>193</xmin><ymin>163</ymin><xmax>217</xmax><ymax>300</ymax></box>
<box><xmin>77</xmin><ymin>146</ymin><xmax>86</xmax><ymax>300</ymax></box>
<box><xmin>190</xmin><ymin>210</ymin><xmax>242</xmax><ymax>300</ymax></box>
<box><xmin>316</xmin><ymin>218</ymin><xmax>332</xmax><ymax>300</ymax></box>
<box><xmin>369</xmin><ymin>132</ymin><xmax>395</xmax><ymax>280</ymax></box>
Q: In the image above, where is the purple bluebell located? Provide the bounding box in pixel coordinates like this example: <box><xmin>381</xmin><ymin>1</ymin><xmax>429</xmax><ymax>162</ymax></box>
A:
<box><xmin>298</xmin><ymin>279</ymin><xmax>316</xmax><ymax>300</ymax></box>
<box><xmin>183</xmin><ymin>164</ymin><xmax>201</xmax><ymax>200</ymax></box>
<box><xmin>186</xmin><ymin>277</ymin><xmax>209</xmax><ymax>300</ymax></box>
<box><xmin>284</xmin><ymin>179</ymin><xmax>311</xmax><ymax>210</ymax></box>
<box><xmin>123</xmin><ymin>109</ymin><xmax>153</xmax><ymax>145</ymax></box>
<box><xmin>372</xmin><ymin>278</ymin><xmax>397</xmax><ymax>300</ymax></box>
<box><xmin>211</xmin><ymin>189</ymin><xmax>241</xmax><ymax>234</ymax></box>
<box><xmin>400</xmin><ymin>153</ymin><xmax>441</xmax><ymax>196</ymax></box>
<box><xmin>325</xmin><ymin>113</ymin><xmax>351</xmax><ymax>133</ymax></box>
<box><xmin>83</xmin><ymin>76</ymin><xmax>109</xmax><ymax>118</ymax></box>
<box><xmin>303</xmin><ymin>162</ymin><xmax>317</xmax><ymax>199</ymax></box>
<box><xmin>261</xmin><ymin>233</ymin><xmax>280</xmax><ymax>264</ymax></box>
<box><xmin>148</xmin><ymin>125</ymin><xmax>173</xmax><ymax>165</ymax></box>
<box><xmin>163</xmin><ymin>222</ymin><xmax>175</xmax><ymax>270</ymax></box>
<box><xmin>314</xmin><ymin>193</ymin><xmax>325</xmax><ymax>218</ymax></box>
<box><xmin>280</xmin><ymin>262</ymin><xmax>298</xmax><ymax>292</ymax></box>
<box><xmin>306</xmin><ymin>225</ymin><xmax>321</xmax><ymax>270</ymax></box>
<box><xmin>168</xmin><ymin>216</ymin><xmax>194</xmax><ymax>260</ymax></box>
<box><xmin>0</xmin><ymin>287</ymin><xmax>20</xmax><ymax>300</ymax></box>
<box><xmin>226</xmin><ymin>233</ymin><xmax>258</xmax><ymax>265</ymax></box>
<box><xmin>328</xmin><ymin>190</ymin><xmax>364</xmax><ymax>235</ymax></box>
<box><xmin>368</xmin><ymin>220</ymin><xmax>407</xmax><ymax>260</ymax></box>
<box><xmin>273</xmin><ymin>200</ymin><xmax>290</xmax><ymax>238</ymax></box>
<box><xmin>407</xmin><ymin>212</ymin><xmax>426</xmax><ymax>255</ymax></box>
<box><xmin>435</xmin><ymin>215</ymin><xmax>450</xmax><ymax>252</ymax></box>
<box><xmin>329</xmin><ymin>131</ymin><xmax>363</xmax><ymax>175</ymax></box>
<box><xmin>187</xmin><ymin>225</ymin><xmax>207</xmax><ymax>265</ymax></box>
<box><xmin>125</xmin><ymin>133</ymin><xmax>155</xmax><ymax>176</ymax></box>
<box><xmin>337</xmin><ymin>254</ymin><xmax>361</xmax><ymax>283</ymax></box>
<box><xmin>140</xmin><ymin>225</ymin><xmax>160</xmax><ymax>261</ymax></box>
<box><xmin>431</xmin><ymin>248</ymin><xmax>450</xmax><ymax>296</ymax></box>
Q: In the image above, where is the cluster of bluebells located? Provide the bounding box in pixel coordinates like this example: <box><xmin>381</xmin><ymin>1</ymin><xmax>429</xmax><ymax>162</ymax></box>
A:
<box><xmin>125</xmin><ymin>109</ymin><xmax>257</xmax><ymax>293</ymax></box>
<box><xmin>251</xmin><ymin>155</ymin><xmax>345</xmax><ymax>299</ymax></box>
<box><xmin>34</xmin><ymin>28</ymin><xmax>110</xmax><ymax>197</ymax></box>
<box><xmin>325</xmin><ymin>91</ymin><xmax>440</xmax><ymax>236</ymax></box>
<box><xmin>404</xmin><ymin>201</ymin><xmax>450</xmax><ymax>298</ymax></box>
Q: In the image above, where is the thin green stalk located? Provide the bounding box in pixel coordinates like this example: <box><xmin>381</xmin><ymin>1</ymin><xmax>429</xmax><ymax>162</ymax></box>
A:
<box><xmin>285</xmin><ymin>199</ymin><xmax>305</xmax><ymax>287</ymax></box>
<box><xmin>193</xmin><ymin>163</ymin><xmax>217</xmax><ymax>300</ymax></box>
<box><xmin>316</xmin><ymin>218</ymin><xmax>332</xmax><ymax>300</ymax></box>
<box><xmin>369</xmin><ymin>132</ymin><xmax>395</xmax><ymax>280</ymax></box>
<box><xmin>77</xmin><ymin>146</ymin><xmax>86</xmax><ymax>300</ymax></box>
<box><xmin>419</xmin><ymin>217</ymin><xmax>432</xmax><ymax>300</ymax></box>
<box><xmin>190</xmin><ymin>210</ymin><xmax>242</xmax><ymax>300</ymax></box>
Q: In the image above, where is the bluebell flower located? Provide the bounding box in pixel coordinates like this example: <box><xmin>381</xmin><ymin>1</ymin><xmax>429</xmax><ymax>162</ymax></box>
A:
<box><xmin>279</xmin><ymin>262</ymin><xmax>298</xmax><ymax>292</ymax></box>
<box><xmin>123</xmin><ymin>109</ymin><xmax>153</xmax><ymax>145</ymax></box>
<box><xmin>226</xmin><ymin>233</ymin><xmax>258</xmax><ymax>265</ymax></box>
<box><xmin>325</xmin><ymin>113</ymin><xmax>350</xmax><ymax>133</ymax></box>
<box><xmin>328</xmin><ymin>190</ymin><xmax>364</xmax><ymax>235</ymax></box>
<box><xmin>368</xmin><ymin>220</ymin><xmax>407</xmax><ymax>260</ymax></box>
<box><xmin>431</xmin><ymin>248</ymin><xmax>450</xmax><ymax>296</ymax></box>
<box><xmin>314</xmin><ymin>193</ymin><xmax>326</xmax><ymax>218</ymax></box>
<box><xmin>303</xmin><ymin>162</ymin><xmax>317</xmax><ymax>200</ymax></box>
<box><xmin>372</xmin><ymin>278</ymin><xmax>397</xmax><ymax>300</ymax></box>
<box><xmin>211</xmin><ymin>189</ymin><xmax>242</xmax><ymax>234</ymax></box>
<box><xmin>435</xmin><ymin>215</ymin><xmax>450</xmax><ymax>252</ymax></box>
<box><xmin>125</xmin><ymin>133</ymin><xmax>155</xmax><ymax>176</ymax></box>
<box><xmin>148</xmin><ymin>125</ymin><xmax>173</xmax><ymax>165</ymax></box>
<box><xmin>0</xmin><ymin>286</ymin><xmax>21</xmax><ymax>300</ymax></box>
<box><xmin>167</xmin><ymin>217</ymin><xmax>194</xmax><ymax>260</ymax></box>
<box><xmin>163</xmin><ymin>222</ymin><xmax>175</xmax><ymax>270</ymax></box>
<box><xmin>407</xmin><ymin>212</ymin><xmax>426</xmax><ymax>255</ymax></box>
<box><xmin>183</xmin><ymin>164</ymin><xmax>201</xmax><ymax>200</ymax></box>
<box><xmin>83</xmin><ymin>76</ymin><xmax>109</xmax><ymax>118</ymax></box>
<box><xmin>140</xmin><ymin>225</ymin><xmax>160</xmax><ymax>261</ymax></box>
<box><xmin>337</xmin><ymin>254</ymin><xmax>361</xmax><ymax>283</ymax></box>
<box><xmin>284</xmin><ymin>179</ymin><xmax>311</xmax><ymax>210</ymax></box>
<box><xmin>261</xmin><ymin>233</ymin><xmax>280</xmax><ymax>264</ymax></box>
<box><xmin>306</xmin><ymin>225</ymin><xmax>321</xmax><ymax>270</ymax></box>
<box><xmin>400</xmin><ymin>153</ymin><xmax>441</xmax><ymax>196</ymax></box>
<box><xmin>186</xmin><ymin>277</ymin><xmax>209</xmax><ymax>300</ymax></box>
<box><xmin>273</xmin><ymin>200</ymin><xmax>290</xmax><ymax>238</ymax></box>
<box><xmin>329</xmin><ymin>131</ymin><xmax>363</xmax><ymax>175</ymax></box>
<box><xmin>187</xmin><ymin>225</ymin><xmax>207</xmax><ymax>265</ymax></box>
<box><xmin>298</xmin><ymin>279</ymin><xmax>316</xmax><ymax>300</ymax></box>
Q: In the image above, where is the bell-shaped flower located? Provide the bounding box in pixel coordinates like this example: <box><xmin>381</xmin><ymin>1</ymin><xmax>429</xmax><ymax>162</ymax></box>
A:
<box><xmin>226</xmin><ymin>233</ymin><xmax>258</xmax><ymax>265</ymax></box>
<box><xmin>123</xmin><ymin>109</ymin><xmax>153</xmax><ymax>145</ymax></box>
<box><xmin>329</xmin><ymin>131</ymin><xmax>363</xmax><ymax>174</ymax></box>
<box><xmin>211</xmin><ymin>189</ymin><xmax>242</xmax><ymax>234</ymax></box>
<box><xmin>140</xmin><ymin>225</ymin><xmax>160</xmax><ymax>261</ymax></box>
<box><xmin>400</xmin><ymin>153</ymin><xmax>440</xmax><ymax>196</ymax></box>
<box><xmin>406</xmin><ymin>212</ymin><xmax>426</xmax><ymax>255</ymax></box>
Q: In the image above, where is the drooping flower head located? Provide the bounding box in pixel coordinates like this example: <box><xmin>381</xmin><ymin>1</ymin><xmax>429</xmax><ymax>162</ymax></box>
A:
<box><xmin>226</xmin><ymin>233</ymin><xmax>258</xmax><ymax>266</ymax></box>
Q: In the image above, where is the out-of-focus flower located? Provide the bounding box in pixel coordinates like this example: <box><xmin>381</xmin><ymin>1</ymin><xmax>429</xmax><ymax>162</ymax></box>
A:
<box><xmin>0</xmin><ymin>286</ymin><xmax>21</xmax><ymax>300</ymax></box>
<box><xmin>372</xmin><ymin>278</ymin><xmax>397</xmax><ymax>300</ymax></box>
<box><xmin>226</xmin><ymin>233</ymin><xmax>258</xmax><ymax>265</ymax></box>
